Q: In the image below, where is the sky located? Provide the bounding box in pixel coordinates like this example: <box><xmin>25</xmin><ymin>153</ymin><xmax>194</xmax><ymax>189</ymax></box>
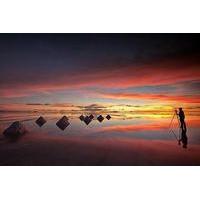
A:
<box><xmin>0</xmin><ymin>34</ymin><xmax>200</xmax><ymax>114</ymax></box>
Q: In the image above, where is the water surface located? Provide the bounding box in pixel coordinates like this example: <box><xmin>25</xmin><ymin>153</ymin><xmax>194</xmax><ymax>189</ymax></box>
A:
<box><xmin>0</xmin><ymin>111</ymin><xmax>199</xmax><ymax>165</ymax></box>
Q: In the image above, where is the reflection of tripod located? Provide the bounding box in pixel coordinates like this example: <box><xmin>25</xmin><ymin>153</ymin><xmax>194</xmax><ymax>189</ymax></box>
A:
<box><xmin>168</xmin><ymin>110</ymin><xmax>181</xmax><ymax>145</ymax></box>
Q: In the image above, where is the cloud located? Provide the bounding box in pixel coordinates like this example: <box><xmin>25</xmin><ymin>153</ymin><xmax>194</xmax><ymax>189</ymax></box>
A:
<box><xmin>26</xmin><ymin>103</ymin><xmax>49</xmax><ymax>106</ymax></box>
<box><xmin>79</xmin><ymin>104</ymin><xmax>107</xmax><ymax>112</ymax></box>
<box><xmin>0</xmin><ymin>55</ymin><xmax>200</xmax><ymax>98</ymax></box>
<box><xmin>98</xmin><ymin>92</ymin><xmax>200</xmax><ymax>104</ymax></box>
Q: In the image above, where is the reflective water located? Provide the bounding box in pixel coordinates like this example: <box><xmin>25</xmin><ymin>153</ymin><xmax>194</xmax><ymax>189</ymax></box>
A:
<box><xmin>0</xmin><ymin>112</ymin><xmax>200</xmax><ymax>166</ymax></box>
<box><xmin>1</xmin><ymin>112</ymin><xmax>199</xmax><ymax>144</ymax></box>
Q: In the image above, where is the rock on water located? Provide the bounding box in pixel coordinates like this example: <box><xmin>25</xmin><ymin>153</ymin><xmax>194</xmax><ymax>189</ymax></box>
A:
<box><xmin>3</xmin><ymin>121</ymin><xmax>28</xmax><ymax>139</ymax></box>
<box><xmin>106</xmin><ymin>115</ymin><xmax>111</xmax><ymax>120</ymax></box>
<box><xmin>83</xmin><ymin>116</ymin><xmax>92</xmax><ymax>125</ymax></box>
<box><xmin>89</xmin><ymin>114</ymin><xmax>94</xmax><ymax>120</ymax></box>
<box><xmin>56</xmin><ymin>116</ymin><xmax>70</xmax><ymax>130</ymax></box>
<box><xmin>97</xmin><ymin>115</ymin><xmax>104</xmax><ymax>122</ymax></box>
<box><xmin>35</xmin><ymin>116</ymin><xmax>47</xmax><ymax>127</ymax></box>
<box><xmin>79</xmin><ymin>115</ymin><xmax>85</xmax><ymax>121</ymax></box>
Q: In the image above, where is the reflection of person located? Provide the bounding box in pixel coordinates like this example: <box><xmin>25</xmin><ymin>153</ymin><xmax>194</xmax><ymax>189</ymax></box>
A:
<box><xmin>177</xmin><ymin>108</ymin><xmax>188</xmax><ymax>148</ymax></box>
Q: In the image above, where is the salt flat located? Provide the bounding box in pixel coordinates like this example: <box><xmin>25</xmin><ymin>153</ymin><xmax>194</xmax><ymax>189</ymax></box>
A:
<box><xmin>0</xmin><ymin>132</ymin><xmax>199</xmax><ymax>166</ymax></box>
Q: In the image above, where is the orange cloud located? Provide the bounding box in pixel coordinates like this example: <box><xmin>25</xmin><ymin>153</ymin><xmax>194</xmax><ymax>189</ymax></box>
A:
<box><xmin>0</xmin><ymin>55</ymin><xmax>200</xmax><ymax>98</ymax></box>
<box><xmin>98</xmin><ymin>92</ymin><xmax>200</xmax><ymax>104</ymax></box>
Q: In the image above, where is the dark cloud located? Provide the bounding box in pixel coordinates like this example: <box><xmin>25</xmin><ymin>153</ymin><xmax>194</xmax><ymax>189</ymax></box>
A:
<box><xmin>0</xmin><ymin>34</ymin><xmax>200</xmax><ymax>105</ymax></box>
<box><xmin>81</xmin><ymin>104</ymin><xmax>107</xmax><ymax>112</ymax></box>
<box><xmin>26</xmin><ymin>103</ymin><xmax>48</xmax><ymax>106</ymax></box>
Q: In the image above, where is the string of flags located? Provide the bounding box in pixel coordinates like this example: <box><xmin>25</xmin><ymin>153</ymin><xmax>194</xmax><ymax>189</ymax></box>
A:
<box><xmin>35</xmin><ymin>114</ymin><xmax>112</xmax><ymax>130</ymax></box>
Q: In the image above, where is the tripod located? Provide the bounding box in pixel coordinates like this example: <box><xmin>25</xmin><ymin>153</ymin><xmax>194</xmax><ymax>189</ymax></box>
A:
<box><xmin>168</xmin><ymin>110</ymin><xmax>182</xmax><ymax>145</ymax></box>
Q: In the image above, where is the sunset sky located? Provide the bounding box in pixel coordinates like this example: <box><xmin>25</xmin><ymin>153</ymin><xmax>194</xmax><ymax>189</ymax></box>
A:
<box><xmin>0</xmin><ymin>34</ymin><xmax>200</xmax><ymax>114</ymax></box>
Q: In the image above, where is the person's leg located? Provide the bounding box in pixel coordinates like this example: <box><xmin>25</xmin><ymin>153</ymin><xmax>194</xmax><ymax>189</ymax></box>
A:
<box><xmin>183</xmin><ymin>121</ymin><xmax>187</xmax><ymax>132</ymax></box>
<box><xmin>180</xmin><ymin>120</ymin><xmax>184</xmax><ymax>131</ymax></box>
<box><xmin>182</xmin><ymin>129</ymin><xmax>188</xmax><ymax>148</ymax></box>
